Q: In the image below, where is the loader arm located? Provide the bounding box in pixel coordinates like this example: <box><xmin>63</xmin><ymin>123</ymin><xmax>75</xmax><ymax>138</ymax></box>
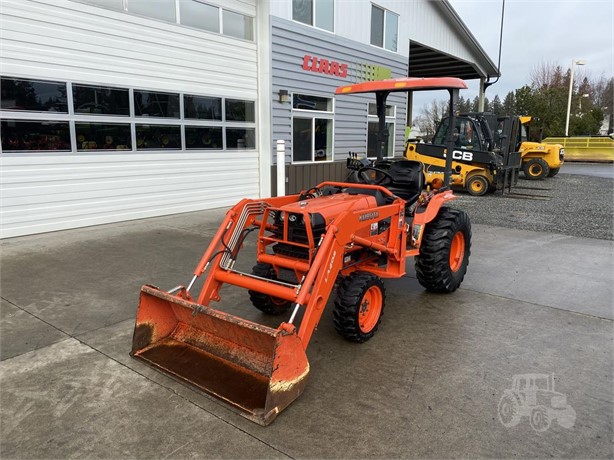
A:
<box><xmin>295</xmin><ymin>195</ymin><xmax>408</xmax><ymax>345</ymax></box>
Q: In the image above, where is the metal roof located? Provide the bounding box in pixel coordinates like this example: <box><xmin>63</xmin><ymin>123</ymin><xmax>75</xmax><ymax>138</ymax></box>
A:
<box><xmin>408</xmin><ymin>1</ymin><xmax>500</xmax><ymax>81</ymax></box>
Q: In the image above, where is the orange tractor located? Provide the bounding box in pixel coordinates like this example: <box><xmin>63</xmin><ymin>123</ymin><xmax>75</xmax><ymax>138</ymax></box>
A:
<box><xmin>131</xmin><ymin>77</ymin><xmax>472</xmax><ymax>425</ymax></box>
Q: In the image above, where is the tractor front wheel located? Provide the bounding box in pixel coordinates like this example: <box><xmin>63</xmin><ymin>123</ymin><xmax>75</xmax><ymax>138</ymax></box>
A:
<box><xmin>248</xmin><ymin>263</ymin><xmax>292</xmax><ymax>315</ymax></box>
<box><xmin>415</xmin><ymin>207</ymin><xmax>471</xmax><ymax>293</ymax></box>
<box><xmin>530</xmin><ymin>406</ymin><xmax>551</xmax><ymax>432</ymax></box>
<box><xmin>333</xmin><ymin>272</ymin><xmax>385</xmax><ymax>343</ymax></box>
<box><xmin>523</xmin><ymin>158</ymin><xmax>550</xmax><ymax>180</ymax></box>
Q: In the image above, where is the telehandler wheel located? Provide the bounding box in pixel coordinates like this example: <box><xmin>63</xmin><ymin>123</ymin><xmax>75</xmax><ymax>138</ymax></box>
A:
<box><xmin>466</xmin><ymin>175</ymin><xmax>489</xmax><ymax>196</ymax></box>
<box><xmin>523</xmin><ymin>158</ymin><xmax>549</xmax><ymax>180</ymax></box>
<box><xmin>547</xmin><ymin>167</ymin><xmax>560</xmax><ymax>177</ymax></box>
<box><xmin>248</xmin><ymin>263</ymin><xmax>292</xmax><ymax>315</ymax></box>
<box><xmin>415</xmin><ymin>207</ymin><xmax>471</xmax><ymax>293</ymax></box>
<box><xmin>333</xmin><ymin>272</ymin><xmax>385</xmax><ymax>343</ymax></box>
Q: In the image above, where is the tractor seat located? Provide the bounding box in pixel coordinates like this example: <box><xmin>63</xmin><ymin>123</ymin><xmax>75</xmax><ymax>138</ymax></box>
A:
<box><xmin>386</xmin><ymin>160</ymin><xmax>425</xmax><ymax>203</ymax></box>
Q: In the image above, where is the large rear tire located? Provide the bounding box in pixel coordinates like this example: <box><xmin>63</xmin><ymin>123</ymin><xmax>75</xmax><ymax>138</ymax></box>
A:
<box><xmin>248</xmin><ymin>263</ymin><xmax>292</xmax><ymax>315</ymax></box>
<box><xmin>415</xmin><ymin>207</ymin><xmax>471</xmax><ymax>293</ymax></box>
<box><xmin>498</xmin><ymin>393</ymin><xmax>521</xmax><ymax>428</ymax></box>
<box><xmin>523</xmin><ymin>158</ymin><xmax>549</xmax><ymax>180</ymax></box>
<box><xmin>333</xmin><ymin>272</ymin><xmax>385</xmax><ymax>343</ymax></box>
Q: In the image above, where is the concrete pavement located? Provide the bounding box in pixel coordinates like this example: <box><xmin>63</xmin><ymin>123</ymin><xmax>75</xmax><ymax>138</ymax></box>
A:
<box><xmin>1</xmin><ymin>209</ymin><xmax>613</xmax><ymax>458</ymax></box>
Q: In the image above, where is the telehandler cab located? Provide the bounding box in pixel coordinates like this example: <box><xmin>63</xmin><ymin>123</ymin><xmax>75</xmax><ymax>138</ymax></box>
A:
<box><xmin>406</xmin><ymin>112</ymin><xmax>522</xmax><ymax>196</ymax></box>
<box><xmin>131</xmin><ymin>77</ymin><xmax>472</xmax><ymax>425</ymax></box>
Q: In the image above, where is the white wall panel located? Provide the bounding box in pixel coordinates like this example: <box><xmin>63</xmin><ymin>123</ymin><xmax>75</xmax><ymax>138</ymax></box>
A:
<box><xmin>0</xmin><ymin>152</ymin><xmax>259</xmax><ymax>238</ymax></box>
<box><xmin>271</xmin><ymin>0</ymin><xmax>491</xmax><ymax>71</ymax></box>
<box><xmin>0</xmin><ymin>0</ymin><xmax>260</xmax><ymax>238</ymax></box>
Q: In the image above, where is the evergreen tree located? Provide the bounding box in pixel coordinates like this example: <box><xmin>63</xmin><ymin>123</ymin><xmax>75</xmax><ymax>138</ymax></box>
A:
<box><xmin>502</xmin><ymin>91</ymin><xmax>516</xmax><ymax>115</ymax></box>
<box><xmin>492</xmin><ymin>95</ymin><xmax>503</xmax><ymax>115</ymax></box>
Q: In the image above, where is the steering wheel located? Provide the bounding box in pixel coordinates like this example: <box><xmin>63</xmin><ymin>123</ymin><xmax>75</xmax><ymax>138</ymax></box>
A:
<box><xmin>358</xmin><ymin>166</ymin><xmax>394</xmax><ymax>186</ymax></box>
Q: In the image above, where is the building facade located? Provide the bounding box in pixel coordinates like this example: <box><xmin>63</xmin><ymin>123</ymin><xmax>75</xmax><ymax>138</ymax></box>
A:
<box><xmin>0</xmin><ymin>0</ymin><xmax>497</xmax><ymax>238</ymax></box>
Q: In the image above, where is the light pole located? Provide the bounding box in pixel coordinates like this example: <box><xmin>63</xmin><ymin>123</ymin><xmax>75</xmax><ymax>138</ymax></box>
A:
<box><xmin>565</xmin><ymin>59</ymin><xmax>586</xmax><ymax>136</ymax></box>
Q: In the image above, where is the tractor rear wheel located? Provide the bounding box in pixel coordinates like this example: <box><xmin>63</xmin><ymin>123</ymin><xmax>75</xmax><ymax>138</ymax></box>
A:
<box><xmin>248</xmin><ymin>263</ymin><xmax>292</xmax><ymax>315</ymax></box>
<box><xmin>415</xmin><ymin>207</ymin><xmax>471</xmax><ymax>293</ymax></box>
<box><xmin>523</xmin><ymin>158</ymin><xmax>549</xmax><ymax>180</ymax></box>
<box><xmin>547</xmin><ymin>167</ymin><xmax>560</xmax><ymax>177</ymax></box>
<box><xmin>466</xmin><ymin>175</ymin><xmax>489</xmax><ymax>196</ymax></box>
<box><xmin>498</xmin><ymin>393</ymin><xmax>521</xmax><ymax>428</ymax></box>
<box><xmin>333</xmin><ymin>272</ymin><xmax>385</xmax><ymax>343</ymax></box>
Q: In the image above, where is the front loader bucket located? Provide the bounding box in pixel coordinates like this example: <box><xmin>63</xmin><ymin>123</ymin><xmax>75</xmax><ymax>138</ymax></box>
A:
<box><xmin>131</xmin><ymin>285</ymin><xmax>309</xmax><ymax>425</ymax></box>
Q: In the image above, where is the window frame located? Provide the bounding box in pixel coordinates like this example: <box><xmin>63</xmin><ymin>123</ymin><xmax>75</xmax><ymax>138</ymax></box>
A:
<box><xmin>0</xmin><ymin>77</ymin><xmax>256</xmax><ymax>154</ymax></box>
<box><xmin>366</xmin><ymin>102</ymin><xmax>396</xmax><ymax>159</ymax></box>
<box><xmin>370</xmin><ymin>3</ymin><xmax>399</xmax><ymax>52</ymax></box>
<box><xmin>1</xmin><ymin>77</ymin><xmax>69</xmax><ymax>114</ymax></box>
<box><xmin>70</xmin><ymin>0</ymin><xmax>255</xmax><ymax>42</ymax></box>
<box><xmin>291</xmin><ymin>92</ymin><xmax>335</xmax><ymax>164</ymax></box>
<box><xmin>292</xmin><ymin>0</ymin><xmax>335</xmax><ymax>33</ymax></box>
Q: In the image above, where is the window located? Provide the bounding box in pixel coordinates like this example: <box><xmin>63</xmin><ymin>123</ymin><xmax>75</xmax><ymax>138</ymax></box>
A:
<box><xmin>367</xmin><ymin>102</ymin><xmax>395</xmax><ymax>117</ymax></box>
<box><xmin>226</xmin><ymin>127</ymin><xmax>255</xmax><ymax>149</ymax></box>
<box><xmin>367</xmin><ymin>102</ymin><xmax>396</xmax><ymax>158</ymax></box>
<box><xmin>69</xmin><ymin>0</ymin><xmax>255</xmax><ymax>41</ymax></box>
<box><xmin>293</xmin><ymin>94</ymin><xmax>333</xmax><ymax>112</ymax></box>
<box><xmin>370</xmin><ymin>5</ymin><xmax>384</xmax><ymax>47</ymax></box>
<box><xmin>134</xmin><ymin>91</ymin><xmax>180</xmax><ymax>118</ymax></box>
<box><xmin>184</xmin><ymin>95</ymin><xmax>222</xmax><ymax>120</ymax></box>
<box><xmin>225</xmin><ymin>99</ymin><xmax>255</xmax><ymax>122</ymax></box>
<box><xmin>1</xmin><ymin>76</ymin><xmax>256</xmax><ymax>153</ymax></box>
<box><xmin>74</xmin><ymin>0</ymin><xmax>123</xmax><ymax>11</ymax></box>
<box><xmin>179</xmin><ymin>0</ymin><xmax>219</xmax><ymax>33</ymax></box>
<box><xmin>1</xmin><ymin>120</ymin><xmax>71</xmax><ymax>151</ymax></box>
<box><xmin>433</xmin><ymin>117</ymin><xmax>483</xmax><ymax>150</ymax></box>
<box><xmin>136</xmin><ymin>125</ymin><xmax>181</xmax><ymax>150</ymax></box>
<box><xmin>370</xmin><ymin>4</ymin><xmax>398</xmax><ymax>52</ymax></box>
<box><xmin>292</xmin><ymin>93</ymin><xmax>334</xmax><ymax>162</ymax></box>
<box><xmin>126</xmin><ymin>0</ymin><xmax>176</xmax><ymax>22</ymax></box>
<box><xmin>222</xmin><ymin>9</ymin><xmax>254</xmax><ymax>40</ymax></box>
<box><xmin>293</xmin><ymin>0</ymin><xmax>334</xmax><ymax>32</ymax></box>
<box><xmin>76</xmin><ymin>123</ymin><xmax>132</xmax><ymax>150</ymax></box>
<box><xmin>1</xmin><ymin>77</ymin><xmax>68</xmax><ymax>113</ymax></box>
<box><xmin>185</xmin><ymin>126</ymin><xmax>222</xmax><ymax>149</ymax></box>
<box><xmin>73</xmin><ymin>84</ymin><xmax>129</xmax><ymax>116</ymax></box>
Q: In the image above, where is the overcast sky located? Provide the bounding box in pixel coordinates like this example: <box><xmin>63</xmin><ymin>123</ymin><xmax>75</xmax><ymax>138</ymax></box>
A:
<box><xmin>413</xmin><ymin>0</ymin><xmax>614</xmax><ymax>115</ymax></box>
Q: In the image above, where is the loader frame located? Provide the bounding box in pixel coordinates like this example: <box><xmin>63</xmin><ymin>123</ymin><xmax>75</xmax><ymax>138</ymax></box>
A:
<box><xmin>131</xmin><ymin>77</ymin><xmax>471</xmax><ymax>425</ymax></box>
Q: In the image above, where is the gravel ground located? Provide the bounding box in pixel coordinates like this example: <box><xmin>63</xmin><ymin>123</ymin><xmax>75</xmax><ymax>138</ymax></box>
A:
<box><xmin>448</xmin><ymin>174</ymin><xmax>614</xmax><ymax>240</ymax></box>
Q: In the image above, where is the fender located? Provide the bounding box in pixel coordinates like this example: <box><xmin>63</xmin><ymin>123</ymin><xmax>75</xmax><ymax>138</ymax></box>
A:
<box><xmin>413</xmin><ymin>190</ymin><xmax>457</xmax><ymax>226</ymax></box>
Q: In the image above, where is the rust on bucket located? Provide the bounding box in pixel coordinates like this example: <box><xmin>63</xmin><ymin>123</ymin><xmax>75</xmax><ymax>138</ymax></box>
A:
<box><xmin>131</xmin><ymin>285</ymin><xmax>309</xmax><ymax>425</ymax></box>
